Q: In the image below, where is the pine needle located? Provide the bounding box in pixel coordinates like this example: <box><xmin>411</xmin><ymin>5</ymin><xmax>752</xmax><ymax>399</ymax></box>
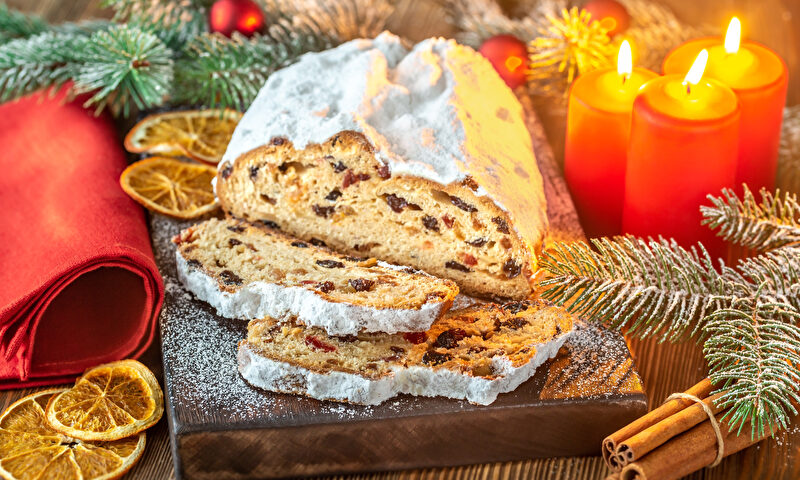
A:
<box><xmin>0</xmin><ymin>32</ymin><xmax>80</xmax><ymax>102</ymax></box>
<box><xmin>72</xmin><ymin>25</ymin><xmax>173</xmax><ymax>117</ymax></box>
<box><xmin>703</xmin><ymin>286</ymin><xmax>800</xmax><ymax>438</ymax></box>
<box><xmin>0</xmin><ymin>4</ymin><xmax>47</xmax><ymax>44</ymax></box>
<box><xmin>173</xmin><ymin>31</ymin><xmax>332</xmax><ymax>111</ymax></box>
<box><xmin>702</xmin><ymin>186</ymin><xmax>800</xmax><ymax>252</ymax></box>
<box><xmin>538</xmin><ymin>236</ymin><xmax>735</xmax><ymax>341</ymax></box>
<box><xmin>261</xmin><ymin>0</ymin><xmax>397</xmax><ymax>43</ymax></box>
<box><xmin>0</xmin><ymin>2</ymin><xmax>389</xmax><ymax>114</ymax></box>
<box><xmin>732</xmin><ymin>246</ymin><xmax>800</xmax><ymax>312</ymax></box>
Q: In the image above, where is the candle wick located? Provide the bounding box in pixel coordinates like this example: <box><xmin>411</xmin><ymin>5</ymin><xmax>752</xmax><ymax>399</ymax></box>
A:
<box><xmin>621</xmin><ymin>73</ymin><xmax>629</xmax><ymax>86</ymax></box>
<box><xmin>684</xmin><ymin>81</ymin><xmax>691</xmax><ymax>95</ymax></box>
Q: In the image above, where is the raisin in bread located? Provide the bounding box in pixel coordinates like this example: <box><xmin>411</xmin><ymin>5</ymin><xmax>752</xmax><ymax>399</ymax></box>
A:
<box><xmin>237</xmin><ymin>299</ymin><xmax>573</xmax><ymax>405</ymax></box>
<box><xmin>215</xmin><ymin>33</ymin><xmax>548</xmax><ymax>301</ymax></box>
<box><xmin>173</xmin><ymin>218</ymin><xmax>458</xmax><ymax>335</ymax></box>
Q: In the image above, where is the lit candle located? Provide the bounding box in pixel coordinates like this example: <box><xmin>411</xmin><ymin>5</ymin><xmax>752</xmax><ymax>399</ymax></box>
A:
<box><xmin>623</xmin><ymin>51</ymin><xmax>740</xmax><ymax>257</ymax></box>
<box><xmin>663</xmin><ymin>18</ymin><xmax>788</xmax><ymax>192</ymax></box>
<box><xmin>564</xmin><ymin>41</ymin><xmax>658</xmax><ymax>238</ymax></box>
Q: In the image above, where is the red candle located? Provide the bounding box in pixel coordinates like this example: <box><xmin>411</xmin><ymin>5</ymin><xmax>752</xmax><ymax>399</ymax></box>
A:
<box><xmin>623</xmin><ymin>51</ymin><xmax>740</xmax><ymax>258</ymax></box>
<box><xmin>663</xmin><ymin>18</ymin><xmax>788</xmax><ymax>193</ymax></box>
<box><xmin>565</xmin><ymin>41</ymin><xmax>658</xmax><ymax>238</ymax></box>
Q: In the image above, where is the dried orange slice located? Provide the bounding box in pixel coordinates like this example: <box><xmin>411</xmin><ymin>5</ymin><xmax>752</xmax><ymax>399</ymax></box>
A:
<box><xmin>124</xmin><ymin>109</ymin><xmax>241</xmax><ymax>164</ymax></box>
<box><xmin>45</xmin><ymin>360</ymin><xmax>164</xmax><ymax>442</ymax></box>
<box><xmin>0</xmin><ymin>389</ymin><xmax>145</xmax><ymax>480</ymax></box>
<box><xmin>120</xmin><ymin>157</ymin><xmax>218</xmax><ymax>219</ymax></box>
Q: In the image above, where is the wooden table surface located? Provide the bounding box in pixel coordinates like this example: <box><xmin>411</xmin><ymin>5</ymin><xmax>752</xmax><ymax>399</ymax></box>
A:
<box><xmin>4</xmin><ymin>1</ymin><xmax>800</xmax><ymax>479</ymax></box>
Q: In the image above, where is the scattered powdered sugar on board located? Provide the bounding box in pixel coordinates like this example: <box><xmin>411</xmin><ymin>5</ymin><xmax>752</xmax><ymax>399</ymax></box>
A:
<box><xmin>152</xmin><ymin>215</ymin><xmax>273</xmax><ymax>416</ymax></box>
<box><xmin>552</xmin><ymin>321</ymin><xmax>640</xmax><ymax>399</ymax></box>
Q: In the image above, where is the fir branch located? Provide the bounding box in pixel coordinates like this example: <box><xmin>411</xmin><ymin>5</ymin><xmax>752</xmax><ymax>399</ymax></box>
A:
<box><xmin>72</xmin><ymin>25</ymin><xmax>173</xmax><ymax>116</ymax></box>
<box><xmin>703</xmin><ymin>288</ymin><xmax>800</xmax><ymax>438</ymax></box>
<box><xmin>129</xmin><ymin>12</ymin><xmax>207</xmax><ymax>52</ymax></box>
<box><xmin>104</xmin><ymin>0</ymin><xmax>210</xmax><ymax>51</ymax></box>
<box><xmin>0</xmin><ymin>31</ymin><xmax>80</xmax><ymax>102</ymax></box>
<box><xmin>174</xmin><ymin>32</ymin><xmax>331</xmax><ymax>111</ymax></box>
<box><xmin>53</xmin><ymin>20</ymin><xmax>114</xmax><ymax>36</ymax></box>
<box><xmin>731</xmin><ymin>246</ymin><xmax>800</xmax><ymax>312</ymax></box>
<box><xmin>0</xmin><ymin>4</ymin><xmax>48</xmax><ymax>43</ymax></box>
<box><xmin>702</xmin><ymin>186</ymin><xmax>800</xmax><ymax>252</ymax></box>
<box><xmin>260</xmin><ymin>0</ymin><xmax>396</xmax><ymax>43</ymax></box>
<box><xmin>104</xmin><ymin>0</ymin><xmax>213</xmax><ymax>24</ymax></box>
<box><xmin>538</xmin><ymin>236</ymin><xmax>736</xmax><ymax>341</ymax></box>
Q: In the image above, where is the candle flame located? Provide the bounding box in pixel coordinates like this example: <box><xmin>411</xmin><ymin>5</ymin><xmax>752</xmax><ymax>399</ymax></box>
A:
<box><xmin>617</xmin><ymin>40</ymin><xmax>632</xmax><ymax>77</ymax></box>
<box><xmin>683</xmin><ymin>49</ymin><xmax>708</xmax><ymax>86</ymax></box>
<box><xmin>725</xmin><ymin>17</ymin><xmax>741</xmax><ymax>54</ymax></box>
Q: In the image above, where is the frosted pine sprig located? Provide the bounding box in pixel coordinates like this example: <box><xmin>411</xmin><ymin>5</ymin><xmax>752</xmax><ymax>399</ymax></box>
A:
<box><xmin>539</xmin><ymin>187</ymin><xmax>800</xmax><ymax>437</ymax></box>
<box><xmin>538</xmin><ymin>236</ymin><xmax>737</xmax><ymax>341</ymax></box>
<box><xmin>702</xmin><ymin>186</ymin><xmax>800</xmax><ymax>252</ymax></box>
<box><xmin>703</xmin><ymin>287</ymin><xmax>800</xmax><ymax>438</ymax></box>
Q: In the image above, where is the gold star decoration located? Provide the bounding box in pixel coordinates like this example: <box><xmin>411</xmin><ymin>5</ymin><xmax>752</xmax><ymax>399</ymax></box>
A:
<box><xmin>528</xmin><ymin>7</ymin><xmax>615</xmax><ymax>95</ymax></box>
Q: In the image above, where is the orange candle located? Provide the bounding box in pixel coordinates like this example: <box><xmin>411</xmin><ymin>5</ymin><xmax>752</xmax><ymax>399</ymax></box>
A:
<box><xmin>663</xmin><ymin>18</ymin><xmax>788</xmax><ymax>192</ymax></box>
<box><xmin>565</xmin><ymin>41</ymin><xmax>658</xmax><ymax>238</ymax></box>
<box><xmin>623</xmin><ymin>51</ymin><xmax>740</xmax><ymax>258</ymax></box>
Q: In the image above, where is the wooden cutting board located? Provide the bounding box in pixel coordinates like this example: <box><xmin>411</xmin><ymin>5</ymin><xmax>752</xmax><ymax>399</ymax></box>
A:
<box><xmin>153</xmin><ymin>97</ymin><xmax>648</xmax><ymax>480</ymax></box>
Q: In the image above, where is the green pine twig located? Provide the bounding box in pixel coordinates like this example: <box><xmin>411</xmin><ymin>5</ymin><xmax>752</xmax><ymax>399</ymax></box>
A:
<box><xmin>128</xmin><ymin>11</ymin><xmax>208</xmax><ymax>52</ymax></box>
<box><xmin>702</xmin><ymin>186</ymin><xmax>800</xmax><ymax>252</ymax></box>
<box><xmin>703</xmin><ymin>286</ymin><xmax>800</xmax><ymax>438</ymax></box>
<box><xmin>260</xmin><ymin>0</ymin><xmax>397</xmax><ymax>43</ymax></box>
<box><xmin>731</xmin><ymin>246</ymin><xmax>800</xmax><ymax>312</ymax></box>
<box><xmin>538</xmin><ymin>236</ymin><xmax>735</xmax><ymax>341</ymax></box>
<box><xmin>174</xmin><ymin>32</ymin><xmax>320</xmax><ymax>111</ymax></box>
<box><xmin>0</xmin><ymin>4</ymin><xmax>47</xmax><ymax>44</ymax></box>
<box><xmin>72</xmin><ymin>25</ymin><xmax>173</xmax><ymax>117</ymax></box>
<box><xmin>539</xmin><ymin>187</ymin><xmax>800</xmax><ymax>438</ymax></box>
<box><xmin>104</xmin><ymin>0</ymin><xmax>213</xmax><ymax>25</ymax></box>
<box><xmin>0</xmin><ymin>31</ymin><xmax>80</xmax><ymax>102</ymax></box>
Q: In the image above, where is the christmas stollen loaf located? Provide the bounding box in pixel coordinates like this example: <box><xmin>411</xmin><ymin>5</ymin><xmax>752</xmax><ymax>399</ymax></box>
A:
<box><xmin>237</xmin><ymin>299</ymin><xmax>573</xmax><ymax>405</ymax></box>
<box><xmin>215</xmin><ymin>32</ymin><xmax>548</xmax><ymax>300</ymax></box>
<box><xmin>173</xmin><ymin>218</ymin><xmax>458</xmax><ymax>335</ymax></box>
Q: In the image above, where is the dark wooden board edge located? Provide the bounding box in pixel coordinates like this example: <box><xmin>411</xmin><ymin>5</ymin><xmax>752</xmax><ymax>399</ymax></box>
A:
<box><xmin>172</xmin><ymin>395</ymin><xmax>646</xmax><ymax>479</ymax></box>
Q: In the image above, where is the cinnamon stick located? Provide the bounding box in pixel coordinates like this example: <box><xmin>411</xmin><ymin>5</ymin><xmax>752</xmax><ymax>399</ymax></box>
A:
<box><xmin>615</xmin><ymin>392</ymin><xmax>724</xmax><ymax>467</ymax></box>
<box><xmin>618</xmin><ymin>412</ymin><xmax>771</xmax><ymax>480</ymax></box>
<box><xmin>602</xmin><ymin>378</ymin><xmax>713</xmax><ymax>470</ymax></box>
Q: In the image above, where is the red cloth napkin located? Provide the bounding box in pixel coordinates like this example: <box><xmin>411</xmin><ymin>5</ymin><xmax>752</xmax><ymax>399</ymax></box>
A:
<box><xmin>0</xmin><ymin>87</ymin><xmax>164</xmax><ymax>389</ymax></box>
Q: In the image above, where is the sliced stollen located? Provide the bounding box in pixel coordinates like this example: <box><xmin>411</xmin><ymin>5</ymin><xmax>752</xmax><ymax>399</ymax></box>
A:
<box><xmin>237</xmin><ymin>299</ymin><xmax>574</xmax><ymax>405</ymax></box>
<box><xmin>215</xmin><ymin>32</ymin><xmax>548</xmax><ymax>301</ymax></box>
<box><xmin>173</xmin><ymin>218</ymin><xmax>458</xmax><ymax>336</ymax></box>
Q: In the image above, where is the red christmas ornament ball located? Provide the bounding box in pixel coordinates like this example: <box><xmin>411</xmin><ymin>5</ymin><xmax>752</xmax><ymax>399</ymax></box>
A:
<box><xmin>209</xmin><ymin>0</ymin><xmax>265</xmax><ymax>37</ymax></box>
<box><xmin>582</xmin><ymin>0</ymin><xmax>630</xmax><ymax>37</ymax></box>
<box><xmin>478</xmin><ymin>34</ymin><xmax>529</xmax><ymax>89</ymax></box>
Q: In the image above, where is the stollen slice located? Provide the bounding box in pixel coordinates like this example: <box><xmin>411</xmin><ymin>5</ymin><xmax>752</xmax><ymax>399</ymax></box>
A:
<box><xmin>173</xmin><ymin>218</ymin><xmax>459</xmax><ymax>336</ymax></box>
<box><xmin>237</xmin><ymin>299</ymin><xmax>574</xmax><ymax>405</ymax></box>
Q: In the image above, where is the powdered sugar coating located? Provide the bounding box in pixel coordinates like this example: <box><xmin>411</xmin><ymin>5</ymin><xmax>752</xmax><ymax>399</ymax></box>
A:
<box><xmin>237</xmin><ymin>346</ymin><xmax>396</xmax><ymax>405</ymax></box>
<box><xmin>176</xmin><ymin>252</ymin><xmax>448</xmax><ymax>335</ymax></box>
<box><xmin>237</xmin><ymin>330</ymin><xmax>571</xmax><ymax>405</ymax></box>
<box><xmin>221</xmin><ymin>32</ymin><xmax>548</xmax><ymax>244</ymax></box>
